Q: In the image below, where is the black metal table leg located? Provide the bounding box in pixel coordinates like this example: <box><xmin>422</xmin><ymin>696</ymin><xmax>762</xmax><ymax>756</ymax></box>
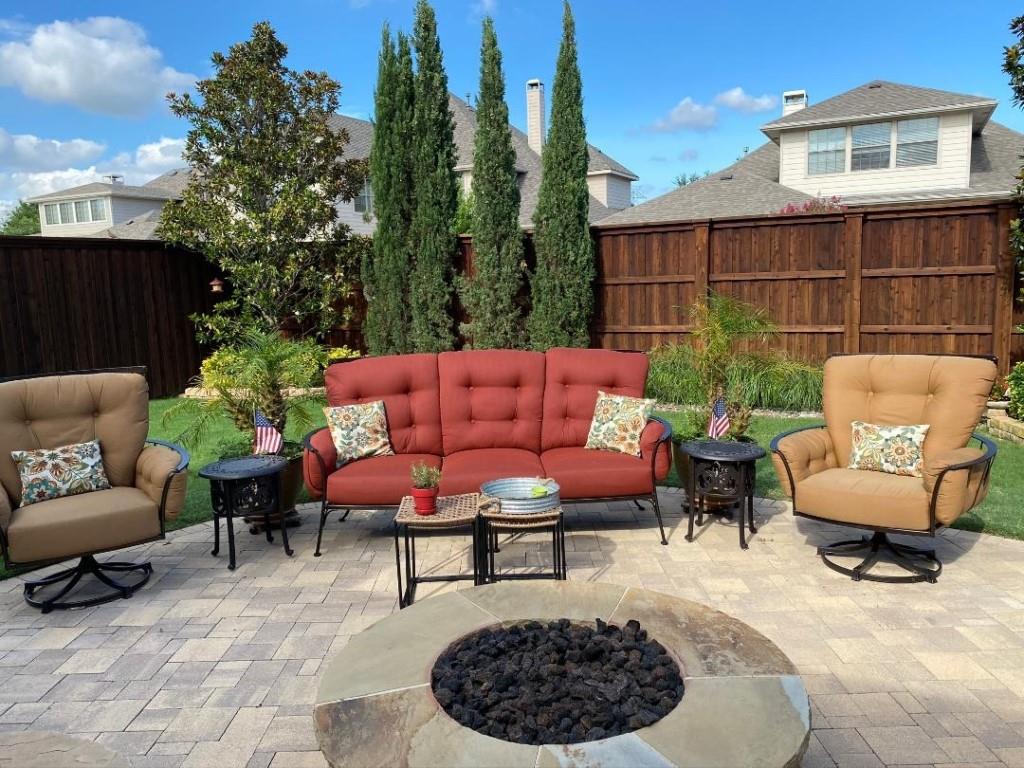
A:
<box><xmin>686</xmin><ymin>460</ymin><xmax>697</xmax><ymax>542</ymax></box>
<box><xmin>225</xmin><ymin>489</ymin><xmax>237</xmax><ymax>571</ymax></box>
<box><xmin>394</xmin><ymin>522</ymin><xmax>405</xmax><ymax>609</ymax></box>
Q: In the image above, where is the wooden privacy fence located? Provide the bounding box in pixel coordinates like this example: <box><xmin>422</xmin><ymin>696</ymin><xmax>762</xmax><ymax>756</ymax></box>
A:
<box><xmin>0</xmin><ymin>236</ymin><xmax>218</xmax><ymax>397</ymax></box>
<box><xmin>591</xmin><ymin>199</ymin><xmax>1022</xmax><ymax>373</ymax></box>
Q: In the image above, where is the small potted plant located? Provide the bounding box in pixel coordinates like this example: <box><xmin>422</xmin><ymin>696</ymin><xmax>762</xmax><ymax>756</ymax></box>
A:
<box><xmin>410</xmin><ymin>462</ymin><xmax>441</xmax><ymax>516</ymax></box>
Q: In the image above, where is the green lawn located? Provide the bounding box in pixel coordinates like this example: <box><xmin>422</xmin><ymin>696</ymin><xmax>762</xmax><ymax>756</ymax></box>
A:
<box><xmin>2</xmin><ymin>402</ymin><xmax>1021</xmax><ymax>581</ymax></box>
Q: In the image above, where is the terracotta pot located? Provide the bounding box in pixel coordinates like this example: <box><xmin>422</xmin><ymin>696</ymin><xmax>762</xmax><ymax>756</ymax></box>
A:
<box><xmin>673</xmin><ymin>436</ymin><xmax>756</xmax><ymax>512</ymax></box>
<box><xmin>411</xmin><ymin>486</ymin><xmax>438</xmax><ymax>516</ymax></box>
<box><xmin>245</xmin><ymin>455</ymin><xmax>303</xmax><ymax>532</ymax></box>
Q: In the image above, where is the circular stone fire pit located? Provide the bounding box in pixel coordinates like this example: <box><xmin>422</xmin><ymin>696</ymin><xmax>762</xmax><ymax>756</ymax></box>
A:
<box><xmin>314</xmin><ymin>582</ymin><xmax>809</xmax><ymax>767</ymax></box>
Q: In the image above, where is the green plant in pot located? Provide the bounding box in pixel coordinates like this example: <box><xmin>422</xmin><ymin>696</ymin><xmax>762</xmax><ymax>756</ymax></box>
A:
<box><xmin>671</xmin><ymin>294</ymin><xmax>768</xmax><ymax>506</ymax></box>
<box><xmin>165</xmin><ymin>330</ymin><xmax>326</xmax><ymax>525</ymax></box>
<box><xmin>410</xmin><ymin>462</ymin><xmax>441</xmax><ymax>516</ymax></box>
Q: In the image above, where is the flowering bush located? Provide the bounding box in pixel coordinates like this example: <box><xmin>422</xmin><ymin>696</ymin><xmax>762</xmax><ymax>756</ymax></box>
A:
<box><xmin>1008</xmin><ymin>361</ymin><xmax>1024</xmax><ymax>420</ymax></box>
<box><xmin>777</xmin><ymin>196</ymin><xmax>847</xmax><ymax>215</ymax></box>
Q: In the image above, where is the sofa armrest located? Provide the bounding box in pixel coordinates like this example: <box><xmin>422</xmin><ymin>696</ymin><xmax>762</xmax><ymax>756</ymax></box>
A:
<box><xmin>640</xmin><ymin>416</ymin><xmax>673</xmax><ymax>481</ymax></box>
<box><xmin>137</xmin><ymin>439</ymin><xmax>190</xmax><ymax>522</ymax></box>
<box><xmin>923</xmin><ymin>434</ymin><xmax>997</xmax><ymax>527</ymax></box>
<box><xmin>770</xmin><ymin>425</ymin><xmax>836</xmax><ymax>499</ymax></box>
<box><xmin>304</xmin><ymin>427</ymin><xmax>339</xmax><ymax>500</ymax></box>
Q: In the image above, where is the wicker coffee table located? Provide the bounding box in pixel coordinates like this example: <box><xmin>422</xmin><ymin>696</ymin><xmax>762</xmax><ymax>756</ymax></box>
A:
<box><xmin>393</xmin><ymin>493</ymin><xmax>484</xmax><ymax>608</ymax></box>
<box><xmin>479</xmin><ymin>502</ymin><xmax>566</xmax><ymax>583</ymax></box>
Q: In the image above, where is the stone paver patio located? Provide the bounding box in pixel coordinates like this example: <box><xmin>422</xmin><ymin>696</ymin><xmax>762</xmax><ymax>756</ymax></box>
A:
<box><xmin>1</xmin><ymin>489</ymin><xmax>1023</xmax><ymax>767</ymax></box>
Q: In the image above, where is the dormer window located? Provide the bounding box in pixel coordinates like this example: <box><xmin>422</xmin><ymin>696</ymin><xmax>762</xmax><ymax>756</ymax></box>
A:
<box><xmin>852</xmin><ymin>122</ymin><xmax>891</xmax><ymax>171</ymax></box>
<box><xmin>807</xmin><ymin>128</ymin><xmax>846</xmax><ymax>175</ymax></box>
<box><xmin>896</xmin><ymin>117</ymin><xmax>938</xmax><ymax>167</ymax></box>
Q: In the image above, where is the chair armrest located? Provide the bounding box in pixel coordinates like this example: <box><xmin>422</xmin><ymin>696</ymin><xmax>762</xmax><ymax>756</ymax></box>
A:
<box><xmin>640</xmin><ymin>416</ymin><xmax>673</xmax><ymax>481</ymax></box>
<box><xmin>303</xmin><ymin>428</ymin><xmax>339</xmax><ymax>500</ymax></box>
<box><xmin>770</xmin><ymin>425</ymin><xmax>836</xmax><ymax>499</ymax></box>
<box><xmin>0</xmin><ymin>484</ymin><xmax>11</xmax><ymax>533</ymax></box>
<box><xmin>923</xmin><ymin>433</ymin><xmax>997</xmax><ymax>527</ymax></box>
<box><xmin>137</xmin><ymin>439</ymin><xmax>190</xmax><ymax>522</ymax></box>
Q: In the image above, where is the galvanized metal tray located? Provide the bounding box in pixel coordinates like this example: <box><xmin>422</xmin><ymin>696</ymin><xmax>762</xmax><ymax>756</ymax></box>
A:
<box><xmin>479</xmin><ymin>476</ymin><xmax>561</xmax><ymax>515</ymax></box>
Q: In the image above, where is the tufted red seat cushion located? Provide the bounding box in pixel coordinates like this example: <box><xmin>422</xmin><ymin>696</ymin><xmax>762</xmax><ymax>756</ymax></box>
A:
<box><xmin>326</xmin><ymin>454</ymin><xmax>441</xmax><ymax>506</ymax></box>
<box><xmin>439</xmin><ymin>449</ymin><xmax>545</xmax><ymax>496</ymax></box>
<box><xmin>541</xmin><ymin>447</ymin><xmax>653</xmax><ymax>499</ymax></box>
<box><xmin>541</xmin><ymin>347</ymin><xmax>650</xmax><ymax>451</ymax></box>
<box><xmin>324</xmin><ymin>354</ymin><xmax>442</xmax><ymax>455</ymax></box>
<box><xmin>438</xmin><ymin>350</ymin><xmax>545</xmax><ymax>454</ymax></box>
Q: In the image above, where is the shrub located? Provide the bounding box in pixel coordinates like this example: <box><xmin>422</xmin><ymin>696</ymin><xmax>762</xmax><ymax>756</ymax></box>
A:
<box><xmin>647</xmin><ymin>344</ymin><xmax>823</xmax><ymax>412</ymax></box>
<box><xmin>1008</xmin><ymin>361</ymin><xmax>1024</xmax><ymax>420</ymax></box>
<box><xmin>411</xmin><ymin>461</ymin><xmax>441</xmax><ymax>488</ymax></box>
<box><xmin>326</xmin><ymin>346</ymin><xmax>361</xmax><ymax>364</ymax></box>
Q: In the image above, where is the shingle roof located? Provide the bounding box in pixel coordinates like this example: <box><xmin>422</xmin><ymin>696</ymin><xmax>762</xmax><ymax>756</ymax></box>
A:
<box><xmin>327</xmin><ymin>114</ymin><xmax>375</xmax><ymax>160</ymax></box>
<box><xmin>142</xmin><ymin>168</ymin><xmax>191</xmax><ymax>196</ymax></box>
<box><xmin>27</xmin><ymin>181</ymin><xmax>181</xmax><ymax>203</ymax></box>
<box><xmin>82</xmin><ymin>209</ymin><xmax>162</xmax><ymax>240</ymax></box>
<box><xmin>598</xmin><ymin>120</ymin><xmax>1024</xmax><ymax>228</ymax></box>
<box><xmin>762</xmin><ymin>80</ymin><xmax>996</xmax><ymax>134</ymax></box>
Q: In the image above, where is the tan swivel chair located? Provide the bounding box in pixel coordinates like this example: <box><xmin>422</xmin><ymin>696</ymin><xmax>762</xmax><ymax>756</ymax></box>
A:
<box><xmin>0</xmin><ymin>368</ymin><xmax>189</xmax><ymax>612</ymax></box>
<box><xmin>771</xmin><ymin>354</ymin><xmax>996</xmax><ymax>583</ymax></box>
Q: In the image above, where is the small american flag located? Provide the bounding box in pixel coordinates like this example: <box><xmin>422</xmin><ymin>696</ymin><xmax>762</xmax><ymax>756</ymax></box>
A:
<box><xmin>707</xmin><ymin>396</ymin><xmax>730</xmax><ymax>440</ymax></box>
<box><xmin>253</xmin><ymin>410</ymin><xmax>283</xmax><ymax>455</ymax></box>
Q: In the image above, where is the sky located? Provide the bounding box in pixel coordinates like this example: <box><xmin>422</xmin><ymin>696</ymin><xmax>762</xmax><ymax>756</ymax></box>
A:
<box><xmin>0</xmin><ymin>1</ymin><xmax>1022</xmax><ymax>218</ymax></box>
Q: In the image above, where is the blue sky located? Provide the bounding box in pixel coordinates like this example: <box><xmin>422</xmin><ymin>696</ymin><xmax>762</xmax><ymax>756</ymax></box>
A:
<box><xmin>0</xmin><ymin>0</ymin><xmax>1021</xmax><ymax>213</ymax></box>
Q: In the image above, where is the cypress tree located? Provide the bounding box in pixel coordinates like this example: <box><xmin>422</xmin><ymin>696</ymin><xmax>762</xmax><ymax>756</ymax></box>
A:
<box><xmin>459</xmin><ymin>17</ymin><xmax>524</xmax><ymax>349</ymax></box>
<box><xmin>409</xmin><ymin>0</ymin><xmax>458</xmax><ymax>352</ymax></box>
<box><xmin>527</xmin><ymin>1</ymin><xmax>594</xmax><ymax>349</ymax></box>
<box><xmin>364</xmin><ymin>27</ymin><xmax>415</xmax><ymax>355</ymax></box>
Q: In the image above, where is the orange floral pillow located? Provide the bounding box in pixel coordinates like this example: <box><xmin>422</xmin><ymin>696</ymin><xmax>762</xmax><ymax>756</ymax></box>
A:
<box><xmin>848</xmin><ymin>421</ymin><xmax>929</xmax><ymax>477</ymax></box>
<box><xmin>324</xmin><ymin>401</ymin><xmax>395</xmax><ymax>466</ymax></box>
<box><xmin>584</xmin><ymin>391</ymin><xmax>655</xmax><ymax>457</ymax></box>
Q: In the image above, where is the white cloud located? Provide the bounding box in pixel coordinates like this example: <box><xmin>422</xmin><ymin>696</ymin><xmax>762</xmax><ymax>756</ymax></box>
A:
<box><xmin>0</xmin><ymin>128</ymin><xmax>105</xmax><ymax>171</ymax></box>
<box><xmin>112</xmin><ymin>136</ymin><xmax>186</xmax><ymax>176</ymax></box>
<box><xmin>0</xmin><ymin>17</ymin><xmax>195</xmax><ymax>116</ymax></box>
<box><xmin>713</xmin><ymin>87</ymin><xmax>776</xmax><ymax>113</ymax></box>
<box><xmin>471</xmin><ymin>0</ymin><xmax>498</xmax><ymax>15</ymax></box>
<box><xmin>649</xmin><ymin>98</ymin><xmax>718</xmax><ymax>133</ymax></box>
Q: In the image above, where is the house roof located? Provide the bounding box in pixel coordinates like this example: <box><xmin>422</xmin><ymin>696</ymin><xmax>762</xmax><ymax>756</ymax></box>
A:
<box><xmin>26</xmin><ymin>180</ymin><xmax>183</xmax><ymax>204</ymax></box>
<box><xmin>761</xmin><ymin>80</ymin><xmax>997</xmax><ymax>137</ymax></box>
<box><xmin>82</xmin><ymin>209</ymin><xmax>162</xmax><ymax>240</ymax></box>
<box><xmin>598</xmin><ymin>120</ymin><xmax>1024</xmax><ymax>228</ymax></box>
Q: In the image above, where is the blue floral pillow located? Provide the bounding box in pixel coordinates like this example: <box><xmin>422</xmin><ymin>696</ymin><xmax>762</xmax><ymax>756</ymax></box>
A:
<box><xmin>11</xmin><ymin>440</ymin><xmax>111</xmax><ymax>506</ymax></box>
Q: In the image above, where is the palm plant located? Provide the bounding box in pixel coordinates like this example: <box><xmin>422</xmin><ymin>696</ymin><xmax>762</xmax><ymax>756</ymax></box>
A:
<box><xmin>164</xmin><ymin>330</ymin><xmax>325</xmax><ymax>458</ymax></box>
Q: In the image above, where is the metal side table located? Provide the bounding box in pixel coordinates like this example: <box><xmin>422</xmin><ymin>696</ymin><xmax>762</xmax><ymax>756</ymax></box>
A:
<box><xmin>677</xmin><ymin>439</ymin><xmax>766</xmax><ymax>549</ymax></box>
<box><xmin>199</xmin><ymin>455</ymin><xmax>294</xmax><ymax>570</ymax></box>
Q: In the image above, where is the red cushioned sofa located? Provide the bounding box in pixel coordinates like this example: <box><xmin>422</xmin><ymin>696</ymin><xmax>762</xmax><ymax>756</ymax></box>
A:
<box><xmin>303</xmin><ymin>348</ymin><xmax>673</xmax><ymax>553</ymax></box>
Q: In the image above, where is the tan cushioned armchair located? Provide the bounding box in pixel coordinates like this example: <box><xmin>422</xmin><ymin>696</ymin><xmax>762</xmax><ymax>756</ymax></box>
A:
<box><xmin>771</xmin><ymin>354</ymin><xmax>996</xmax><ymax>583</ymax></box>
<box><xmin>0</xmin><ymin>368</ymin><xmax>188</xmax><ymax>612</ymax></box>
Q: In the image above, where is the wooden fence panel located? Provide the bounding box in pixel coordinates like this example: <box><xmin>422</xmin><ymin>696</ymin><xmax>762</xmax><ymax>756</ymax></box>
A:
<box><xmin>592</xmin><ymin>200</ymin><xmax>1021</xmax><ymax>373</ymax></box>
<box><xmin>0</xmin><ymin>236</ymin><xmax>218</xmax><ymax>397</ymax></box>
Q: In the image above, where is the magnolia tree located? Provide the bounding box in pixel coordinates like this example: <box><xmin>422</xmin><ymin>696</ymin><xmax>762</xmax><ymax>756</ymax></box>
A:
<box><xmin>158</xmin><ymin>21</ymin><xmax>367</xmax><ymax>344</ymax></box>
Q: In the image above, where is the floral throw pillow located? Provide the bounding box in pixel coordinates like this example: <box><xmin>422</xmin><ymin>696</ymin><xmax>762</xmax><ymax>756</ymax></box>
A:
<box><xmin>584</xmin><ymin>391</ymin><xmax>656</xmax><ymax>457</ymax></box>
<box><xmin>324</xmin><ymin>401</ymin><xmax>395</xmax><ymax>467</ymax></box>
<box><xmin>848</xmin><ymin>421</ymin><xmax>930</xmax><ymax>477</ymax></box>
<box><xmin>12</xmin><ymin>440</ymin><xmax>111</xmax><ymax>506</ymax></box>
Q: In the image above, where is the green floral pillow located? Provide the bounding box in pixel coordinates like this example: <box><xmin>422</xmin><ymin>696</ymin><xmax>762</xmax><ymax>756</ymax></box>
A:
<box><xmin>324</xmin><ymin>401</ymin><xmax>395</xmax><ymax>466</ymax></box>
<box><xmin>12</xmin><ymin>440</ymin><xmax>111</xmax><ymax>506</ymax></box>
<box><xmin>584</xmin><ymin>391</ymin><xmax>655</xmax><ymax>457</ymax></box>
<box><xmin>848</xmin><ymin>421</ymin><xmax>930</xmax><ymax>477</ymax></box>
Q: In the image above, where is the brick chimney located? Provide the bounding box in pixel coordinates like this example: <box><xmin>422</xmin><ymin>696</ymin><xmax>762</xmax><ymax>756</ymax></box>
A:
<box><xmin>782</xmin><ymin>90</ymin><xmax>808</xmax><ymax>117</ymax></box>
<box><xmin>526</xmin><ymin>79</ymin><xmax>545</xmax><ymax>154</ymax></box>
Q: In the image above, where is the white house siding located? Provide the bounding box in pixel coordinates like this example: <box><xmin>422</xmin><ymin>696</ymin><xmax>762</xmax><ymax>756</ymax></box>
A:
<box><xmin>335</xmin><ymin>199</ymin><xmax>375</xmax><ymax>236</ymax></box>
<box><xmin>587</xmin><ymin>174</ymin><xmax>632</xmax><ymax>210</ymax></box>
<box><xmin>778</xmin><ymin>111</ymin><xmax>973</xmax><ymax>198</ymax></box>
<box><xmin>110</xmin><ymin>197</ymin><xmax>165</xmax><ymax>225</ymax></box>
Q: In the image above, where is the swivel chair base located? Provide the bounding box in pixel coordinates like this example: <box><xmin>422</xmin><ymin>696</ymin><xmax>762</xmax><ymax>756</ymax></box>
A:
<box><xmin>818</xmin><ymin>531</ymin><xmax>941</xmax><ymax>584</ymax></box>
<box><xmin>23</xmin><ymin>554</ymin><xmax>153</xmax><ymax>613</ymax></box>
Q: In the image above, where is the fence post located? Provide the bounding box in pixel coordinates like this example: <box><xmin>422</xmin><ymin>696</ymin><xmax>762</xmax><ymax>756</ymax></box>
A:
<box><xmin>694</xmin><ymin>220</ymin><xmax>710</xmax><ymax>301</ymax></box>
<box><xmin>994</xmin><ymin>203</ymin><xmax>1017</xmax><ymax>375</ymax></box>
<box><xmin>843</xmin><ymin>212</ymin><xmax>863</xmax><ymax>354</ymax></box>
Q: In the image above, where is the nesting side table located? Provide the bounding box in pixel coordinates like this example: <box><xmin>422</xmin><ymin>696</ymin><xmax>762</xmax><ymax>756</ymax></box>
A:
<box><xmin>199</xmin><ymin>455</ymin><xmax>294</xmax><ymax>570</ymax></box>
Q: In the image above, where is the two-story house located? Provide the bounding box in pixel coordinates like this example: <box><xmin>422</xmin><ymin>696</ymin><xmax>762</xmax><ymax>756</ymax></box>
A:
<box><xmin>600</xmin><ymin>81</ymin><xmax>1022</xmax><ymax>227</ymax></box>
<box><xmin>29</xmin><ymin>80</ymin><xmax>637</xmax><ymax>239</ymax></box>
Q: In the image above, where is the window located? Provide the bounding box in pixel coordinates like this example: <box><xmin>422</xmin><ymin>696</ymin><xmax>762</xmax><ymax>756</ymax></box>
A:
<box><xmin>896</xmin><ymin>117</ymin><xmax>938</xmax><ymax>167</ymax></box>
<box><xmin>354</xmin><ymin>182</ymin><xmax>373</xmax><ymax>214</ymax></box>
<box><xmin>807</xmin><ymin>128</ymin><xmax>846</xmax><ymax>175</ymax></box>
<box><xmin>851</xmin><ymin>122</ymin><xmax>891</xmax><ymax>171</ymax></box>
<box><xmin>43</xmin><ymin>197</ymin><xmax>109</xmax><ymax>225</ymax></box>
<box><xmin>44</xmin><ymin>204</ymin><xmax>58</xmax><ymax>225</ymax></box>
<box><xmin>90</xmin><ymin>198</ymin><xmax>106</xmax><ymax>221</ymax></box>
<box><xmin>74</xmin><ymin>200</ymin><xmax>90</xmax><ymax>222</ymax></box>
<box><xmin>59</xmin><ymin>202</ymin><xmax>74</xmax><ymax>224</ymax></box>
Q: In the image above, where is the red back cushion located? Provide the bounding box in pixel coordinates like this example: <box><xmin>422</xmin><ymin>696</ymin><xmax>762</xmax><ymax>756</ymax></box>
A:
<box><xmin>541</xmin><ymin>348</ymin><xmax>650</xmax><ymax>450</ymax></box>
<box><xmin>438</xmin><ymin>350</ymin><xmax>545</xmax><ymax>455</ymax></box>
<box><xmin>324</xmin><ymin>354</ymin><xmax>442</xmax><ymax>455</ymax></box>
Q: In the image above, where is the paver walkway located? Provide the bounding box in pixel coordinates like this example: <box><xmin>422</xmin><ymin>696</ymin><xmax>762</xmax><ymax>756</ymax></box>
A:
<box><xmin>0</xmin><ymin>490</ymin><xmax>1023</xmax><ymax>768</ymax></box>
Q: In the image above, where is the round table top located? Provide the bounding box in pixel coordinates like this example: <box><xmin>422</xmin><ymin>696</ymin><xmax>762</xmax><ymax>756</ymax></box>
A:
<box><xmin>677</xmin><ymin>438</ymin><xmax>766</xmax><ymax>463</ymax></box>
<box><xmin>199</xmin><ymin>455</ymin><xmax>289</xmax><ymax>481</ymax></box>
